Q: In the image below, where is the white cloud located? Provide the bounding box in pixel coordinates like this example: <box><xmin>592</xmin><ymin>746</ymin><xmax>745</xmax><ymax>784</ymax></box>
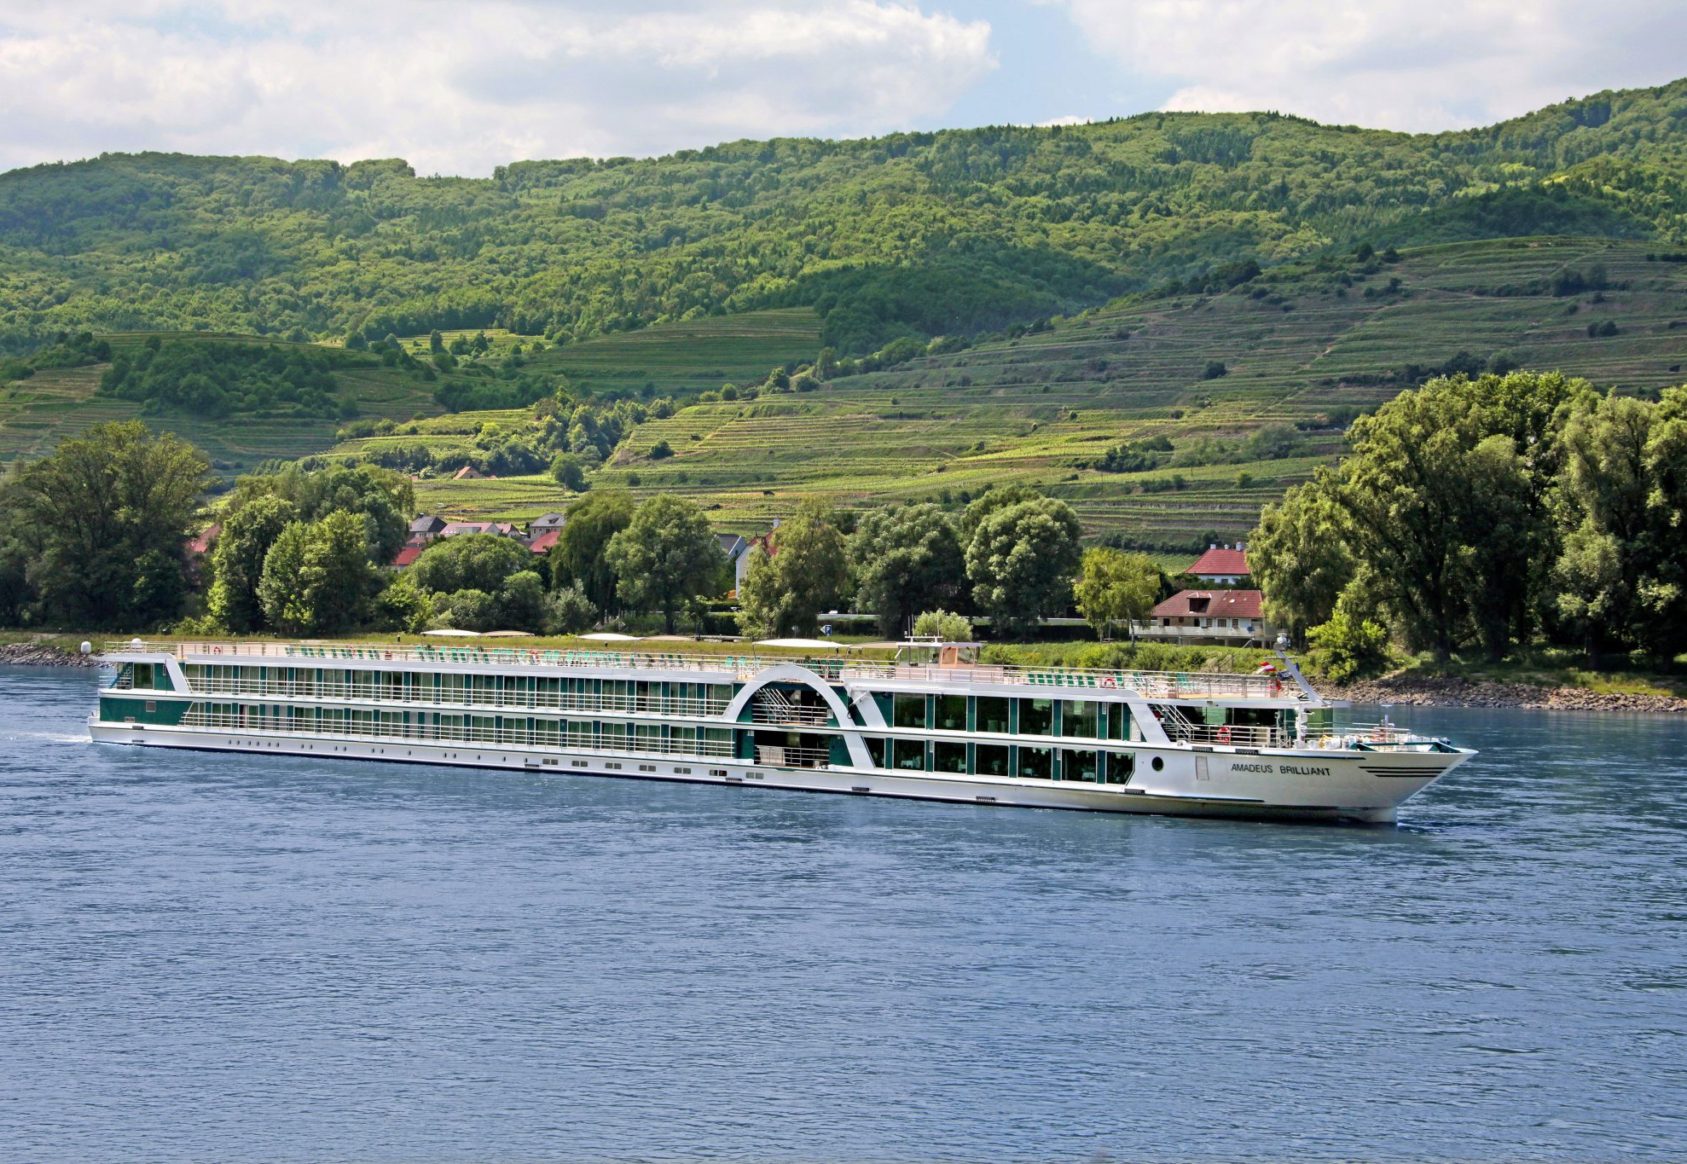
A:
<box><xmin>0</xmin><ymin>1</ymin><xmax>996</xmax><ymax>175</ymax></box>
<box><xmin>1051</xmin><ymin>0</ymin><xmax>1687</xmax><ymax>131</ymax></box>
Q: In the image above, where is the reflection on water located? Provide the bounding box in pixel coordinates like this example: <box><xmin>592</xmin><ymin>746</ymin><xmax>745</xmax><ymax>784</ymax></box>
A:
<box><xmin>1</xmin><ymin>668</ymin><xmax>1684</xmax><ymax>1161</ymax></box>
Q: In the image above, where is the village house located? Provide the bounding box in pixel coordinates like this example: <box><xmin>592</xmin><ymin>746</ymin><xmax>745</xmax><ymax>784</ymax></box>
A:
<box><xmin>1185</xmin><ymin>543</ymin><xmax>1250</xmax><ymax>585</ymax></box>
<box><xmin>1138</xmin><ymin>588</ymin><xmax>1270</xmax><ymax>645</ymax></box>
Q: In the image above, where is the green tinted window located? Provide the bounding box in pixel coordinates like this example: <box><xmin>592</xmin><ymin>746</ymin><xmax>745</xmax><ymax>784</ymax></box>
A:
<box><xmin>1061</xmin><ymin>749</ymin><xmax>1099</xmax><ymax>782</ymax></box>
<box><xmin>933</xmin><ymin>740</ymin><xmax>967</xmax><ymax>773</ymax></box>
<box><xmin>893</xmin><ymin>739</ymin><xmax>927</xmax><ymax>771</ymax></box>
<box><xmin>1060</xmin><ymin>700</ymin><xmax>1098</xmax><ymax>738</ymax></box>
<box><xmin>975</xmin><ymin>744</ymin><xmax>1010</xmax><ymax>776</ymax></box>
<box><xmin>1018</xmin><ymin>698</ymin><xmax>1052</xmax><ymax>736</ymax></box>
<box><xmin>1016</xmin><ymin>746</ymin><xmax>1052</xmax><ymax>779</ymax></box>
<box><xmin>893</xmin><ymin>694</ymin><xmax>928</xmax><ymax>728</ymax></box>
<box><xmin>976</xmin><ymin>697</ymin><xmax>1010</xmax><ymax>733</ymax></box>
<box><xmin>935</xmin><ymin>694</ymin><xmax>967</xmax><ymax>731</ymax></box>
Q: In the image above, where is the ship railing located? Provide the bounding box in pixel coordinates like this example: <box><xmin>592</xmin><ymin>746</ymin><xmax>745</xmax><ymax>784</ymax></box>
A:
<box><xmin>109</xmin><ymin>640</ymin><xmax>1299</xmax><ymax>701</ymax></box>
<box><xmin>178</xmin><ymin>709</ymin><xmax>735</xmax><ymax>758</ymax></box>
<box><xmin>1158</xmin><ymin>715</ymin><xmax>1292</xmax><ymax>750</ymax></box>
<box><xmin>755</xmin><ymin>744</ymin><xmax>830</xmax><ymax>769</ymax></box>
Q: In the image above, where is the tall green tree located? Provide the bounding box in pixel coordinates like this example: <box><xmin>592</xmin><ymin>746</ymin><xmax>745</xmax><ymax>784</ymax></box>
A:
<box><xmin>554</xmin><ymin>490</ymin><xmax>634</xmax><ymax>612</ymax></box>
<box><xmin>6</xmin><ymin>420</ymin><xmax>207</xmax><ymax>628</ymax></box>
<box><xmin>849</xmin><ymin>503</ymin><xmax>966</xmax><ymax>637</ymax></box>
<box><xmin>1072</xmin><ymin>547</ymin><xmax>1162</xmax><ymax>640</ymax></box>
<box><xmin>410</xmin><ymin>533</ymin><xmax>531</xmax><ymax>596</ymax></box>
<box><xmin>257</xmin><ymin>511</ymin><xmax>376</xmax><ymax>635</ymax></box>
<box><xmin>1248</xmin><ymin>472</ymin><xmax>1355</xmax><ymax>646</ymax></box>
<box><xmin>735</xmin><ymin>502</ymin><xmax>849</xmax><ymax>637</ymax></box>
<box><xmin>965</xmin><ymin>498</ymin><xmax>1083</xmax><ymax>639</ymax></box>
<box><xmin>207</xmin><ymin>495</ymin><xmax>299</xmax><ymax>631</ymax></box>
<box><xmin>605</xmin><ymin>495</ymin><xmax>726</xmax><ymax>633</ymax></box>
<box><xmin>1336</xmin><ymin>372</ymin><xmax>1581</xmax><ymax>660</ymax></box>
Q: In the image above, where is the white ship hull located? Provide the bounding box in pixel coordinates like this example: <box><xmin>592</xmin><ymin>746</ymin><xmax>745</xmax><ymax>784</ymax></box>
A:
<box><xmin>88</xmin><ymin>715</ymin><xmax>1467</xmax><ymax>825</ymax></box>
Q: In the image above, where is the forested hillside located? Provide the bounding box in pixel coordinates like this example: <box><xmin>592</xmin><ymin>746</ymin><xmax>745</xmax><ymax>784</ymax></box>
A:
<box><xmin>1</xmin><ymin>80</ymin><xmax>1683</xmax><ymax>356</ymax></box>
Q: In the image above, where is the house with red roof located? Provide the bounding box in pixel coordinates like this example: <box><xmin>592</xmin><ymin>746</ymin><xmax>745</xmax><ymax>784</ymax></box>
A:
<box><xmin>1185</xmin><ymin>543</ymin><xmax>1250</xmax><ymax>585</ymax></box>
<box><xmin>391</xmin><ymin>545</ymin><xmax>424</xmax><ymax>569</ymax></box>
<box><xmin>526</xmin><ymin>528</ymin><xmax>561</xmax><ymax>556</ymax></box>
<box><xmin>1140</xmin><ymin>588</ymin><xmax>1269</xmax><ymax>644</ymax></box>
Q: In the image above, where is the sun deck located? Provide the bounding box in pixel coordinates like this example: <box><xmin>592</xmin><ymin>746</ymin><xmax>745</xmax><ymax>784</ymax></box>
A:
<box><xmin>104</xmin><ymin>639</ymin><xmax>1308</xmax><ymax>703</ymax></box>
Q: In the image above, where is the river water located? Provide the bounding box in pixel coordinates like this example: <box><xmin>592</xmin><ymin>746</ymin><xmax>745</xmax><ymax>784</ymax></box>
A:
<box><xmin>1</xmin><ymin>666</ymin><xmax>1683</xmax><ymax>1162</ymax></box>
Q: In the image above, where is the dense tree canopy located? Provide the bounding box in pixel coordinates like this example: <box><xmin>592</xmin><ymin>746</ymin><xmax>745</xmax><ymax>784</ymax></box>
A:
<box><xmin>605</xmin><ymin>495</ymin><xmax>726</xmax><ymax>633</ymax></box>
<box><xmin>1</xmin><ymin>420</ymin><xmax>207</xmax><ymax>628</ymax></box>
<box><xmin>735</xmin><ymin>501</ymin><xmax>849</xmax><ymax>638</ymax></box>
<box><xmin>1251</xmin><ymin>371</ymin><xmax>1687</xmax><ymax>666</ymax></box>
<box><xmin>850</xmin><ymin>503</ymin><xmax>967</xmax><ymax>637</ymax></box>
<box><xmin>965</xmin><ymin>498</ymin><xmax>1084</xmax><ymax>638</ymax></box>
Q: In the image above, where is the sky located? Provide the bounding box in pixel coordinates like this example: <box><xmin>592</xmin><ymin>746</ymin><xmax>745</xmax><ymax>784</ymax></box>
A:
<box><xmin>0</xmin><ymin>1</ymin><xmax>1683</xmax><ymax>177</ymax></box>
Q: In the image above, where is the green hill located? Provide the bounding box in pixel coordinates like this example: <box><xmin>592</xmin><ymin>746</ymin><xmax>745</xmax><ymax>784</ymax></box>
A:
<box><xmin>1</xmin><ymin>79</ymin><xmax>1683</xmax><ymax>359</ymax></box>
<box><xmin>3</xmin><ymin>80</ymin><xmax>1686</xmax><ymax>537</ymax></box>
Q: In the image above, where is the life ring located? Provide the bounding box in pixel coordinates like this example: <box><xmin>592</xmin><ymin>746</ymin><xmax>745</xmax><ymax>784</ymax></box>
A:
<box><xmin>1215</xmin><ymin>725</ymin><xmax>1232</xmax><ymax>745</ymax></box>
<box><xmin>212</xmin><ymin>645</ymin><xmax>222</xmax><ymax>654</ymax></box>
<box><xmin>1100</xmin><ymin>676</ymin><xmax>1117</xmax><ymax>689</ymax></box>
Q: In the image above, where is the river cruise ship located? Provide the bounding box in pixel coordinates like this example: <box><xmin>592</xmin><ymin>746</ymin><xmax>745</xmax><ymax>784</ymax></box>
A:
<box><xmin>89</xmin><ymin>638</ymin><xmax>1473</xmax><ymax>824</ymax></box>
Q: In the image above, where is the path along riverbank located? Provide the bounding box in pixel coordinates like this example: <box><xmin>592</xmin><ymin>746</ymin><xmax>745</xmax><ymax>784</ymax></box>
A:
<box><xmin>4</xmin><ymin>640</ymin><xmax>1681</xmax><ymax>712</ymax></box>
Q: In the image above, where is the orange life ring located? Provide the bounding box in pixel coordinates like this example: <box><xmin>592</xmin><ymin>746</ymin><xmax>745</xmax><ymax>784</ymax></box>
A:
<box><xmin>1215</xmin><ymin>725</ymin><xmax>1232</xmax><ymax>745</ymax></box>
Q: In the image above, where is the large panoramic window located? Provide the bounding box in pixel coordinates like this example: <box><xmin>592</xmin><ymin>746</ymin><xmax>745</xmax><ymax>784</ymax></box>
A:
<box><xmin>1061</xmin><ymin>749</ymin><xmax>1099</xmax><ymax>782</ymax></box>
<box><xmin>1103</xmin><ymin>752</ymin><xmax>1135</xmax><ymax>784</ymax></box>
<box><xmin>893</xmin><ymin>739</ymin><xmax>927</xmax><ymax>771</ymax></box>
<box><xmin>1016</xmin><ymin>746</ymin><xmax>1052</xmax><ymax>780</ymax></box>
<box><xmin>1018</xmin><ymin>698</ymin><xmax>1052</xmax><ymax>736</ymax></box>
<box><xmin>976</xmin><ymin>697</ymin><xmax>1010</xmax><ymax>734</ymax></box>
<box><xmin>893</xmin><ymin>694</ymin><xmax>928</xmax><ymax>729</ymax></box>
<box><xmin>934</xmin><ymin>694</ymin><xmax>967</xmax><ymax>731</ymax></box>
<box><xmin>933</xmin><ymin>740</ymin><xmax>967</xmax><ymax>773</ymax></box>
<box><xmin>1060</xmin><ymin>700</ymin><xmax>1098</xmax><ymax>738</ymax></box>
<box><xmin>974</xmin><ymin>744</ymin><xmax>1010</xmax><ymax>776</ymax></box>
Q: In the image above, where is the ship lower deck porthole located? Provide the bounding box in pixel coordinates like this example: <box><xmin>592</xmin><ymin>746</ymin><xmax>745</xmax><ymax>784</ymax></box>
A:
<box><xmin>1151</xmin><ymin>756</ymin><xmax>1165</xmax><ymax>771</ymax></box>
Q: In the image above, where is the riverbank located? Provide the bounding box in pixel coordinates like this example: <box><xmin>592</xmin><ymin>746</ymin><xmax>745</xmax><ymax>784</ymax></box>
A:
<box><xmin>1330</xmin><ymin>674</ymin><xmax>1687</xmax><ymax>714</ymax></box>
<box><xmin>0</xmin><ymin>640</ymin><xmax>99</xmax><ymax>668</ymax></box>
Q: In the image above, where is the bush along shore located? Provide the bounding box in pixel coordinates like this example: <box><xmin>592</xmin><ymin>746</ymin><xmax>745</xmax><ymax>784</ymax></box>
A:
<box><xmin>1329</xmin><ymin>675</ymin><xmax>1687</xmax><ymax>714</ymax></box>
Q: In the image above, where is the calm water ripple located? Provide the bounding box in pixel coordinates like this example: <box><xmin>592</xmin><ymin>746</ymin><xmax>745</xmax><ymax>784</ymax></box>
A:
<box><xmin>2</xmin><ymin>667</ymin><xmax>1684</xmax><ymax>1161</ymax></box>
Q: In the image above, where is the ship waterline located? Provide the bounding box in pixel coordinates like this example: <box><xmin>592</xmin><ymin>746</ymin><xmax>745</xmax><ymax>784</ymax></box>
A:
<box><xmin>89</xmin><ymin>639</ymin><xmax>1473</xmax><ymax>824</ymax></box>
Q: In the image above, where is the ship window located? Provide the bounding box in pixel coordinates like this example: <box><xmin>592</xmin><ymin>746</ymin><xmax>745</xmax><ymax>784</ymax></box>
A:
<box><xmin>892</xmin><ymin>739</ymin><xmax>927</xmax><ymax>771</ymax></box>
<box><xmin>1016</xmin><ymin>746</ymin><xmax>1052</xmax><ymax>780</ymax></box>
<box><xmin>1017</xmin><ymin>698</ymin><xmax>1052</xmax><ymax>736</ymax></box>
<box><xmin>934</xmin><ymin>694</ymin><xmax>967</xmax><ymax>731</ymax></box>
<box><xmin>1060</xmin><ymin>700</ymin><xmax>1098</xmax><ymax>738</ymax></box>
<box><xmin>893</xmin><ymin>694</ymin><xmax>927</xmax><ymax>729</ymax></box>
<box><xmin>1109</xmin><ymin>704</ymin><xmax>1131</xmax><ymax>739</ymax></box>
<box><xmin>1061</xmin><ymin>749</ymin><xmax>1099</xmax><ymax>783</ymax></box>
<box><xmin>1103</xmin><ymin>753</ymin><xmax>1135</xmax><ymax>784</ymax></box>
<box><xmin>974</xmin><ymin>743</ymin><xmax>1009</xmax><ymax>776</ymax></box>
<box><xmin>865</xmin><ymin>738</ymin><xmax>887</xmax><ymax>767</ymax></box>
<box><xmin>975</xmin><ymin>697</ymin><xmax>1009</xmax><ymax>734</ymax></box>
<box><xmin>933</xmin><ymin>740</ymin><xmax>967</xmax><ymax>773</ymax></box>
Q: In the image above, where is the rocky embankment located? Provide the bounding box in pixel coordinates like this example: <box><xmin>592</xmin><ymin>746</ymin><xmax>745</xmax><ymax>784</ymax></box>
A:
<box><xmin>0</xmin><ymin>642</ymin><xmax>100</xmax><ymax>668</ymax></box>
<box><xmin>1331</xmin><ymin>675</ymin><xmax>1687</xmax><ymax>714</ymax></box>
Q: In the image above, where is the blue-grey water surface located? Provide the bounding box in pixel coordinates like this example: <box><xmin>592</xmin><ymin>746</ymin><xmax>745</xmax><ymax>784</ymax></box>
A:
<box><xmin>1</xmin><ymin>666</ymin><xmax>1684</xmax><ymax>1162</ymax></box>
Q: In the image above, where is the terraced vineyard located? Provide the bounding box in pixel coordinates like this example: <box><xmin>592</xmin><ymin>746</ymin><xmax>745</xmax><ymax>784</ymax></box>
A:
<box><xmin>0</xmin><ymin>332</ymin><xmax>442</xmax><ymax>473</ymax></box>
<box><xmin>412</xmin><ymin>237</ymin><xmax>1687</xmax><ymax>541</ymax></box>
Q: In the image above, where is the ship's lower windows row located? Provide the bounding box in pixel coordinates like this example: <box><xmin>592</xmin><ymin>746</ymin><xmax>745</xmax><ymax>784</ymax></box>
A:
<box><xmin>865</xmin><ymin>738</ymin><xmax>1133</xmax><ymax>783</ymax></box>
